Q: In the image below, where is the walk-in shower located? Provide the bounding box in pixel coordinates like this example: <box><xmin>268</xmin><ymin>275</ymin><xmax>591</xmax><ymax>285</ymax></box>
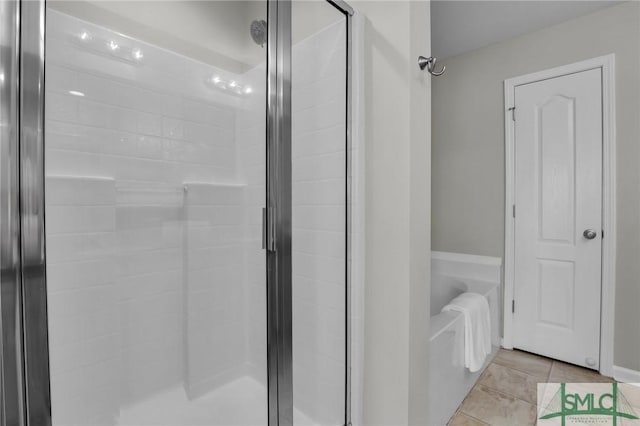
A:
<box><xmin>0</xmin><ymin>0</ymin><xmax>354</xmax><ymax>425</ymax></box>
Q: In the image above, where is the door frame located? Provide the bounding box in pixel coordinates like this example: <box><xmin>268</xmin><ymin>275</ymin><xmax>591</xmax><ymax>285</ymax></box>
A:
<box><xmin>502</xmin><ymin>54</ymin><xmax>616</xmax><ymax>377</ymax></box>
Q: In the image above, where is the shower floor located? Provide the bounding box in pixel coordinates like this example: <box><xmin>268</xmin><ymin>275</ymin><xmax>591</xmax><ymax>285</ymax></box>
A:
<box><xmin>117</xmin><ymin>376</ymin><xmax>315</xmax><ymax>426</ymax></box>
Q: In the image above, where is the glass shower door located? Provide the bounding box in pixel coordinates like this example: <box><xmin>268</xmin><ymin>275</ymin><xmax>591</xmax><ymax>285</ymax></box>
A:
<box><xmin>291</xmin><ymin>2</ymin><xmax>350</xmax><ymax>425</ymax></box>
<box><xmin>43</xmin><ymin>1</ymin><xmax>268</xmax><ymax>424</ymax></box>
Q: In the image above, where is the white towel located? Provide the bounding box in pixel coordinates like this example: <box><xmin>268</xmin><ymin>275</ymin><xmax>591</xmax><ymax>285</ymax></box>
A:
<box><xmin>442</xmin><ymin>292</ymin><xmax>492</xmax><ymax>372</ymax></box>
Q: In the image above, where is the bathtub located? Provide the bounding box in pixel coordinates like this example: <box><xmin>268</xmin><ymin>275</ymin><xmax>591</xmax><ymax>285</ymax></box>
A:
<box><xmin>427</xmin><ymin>254</ymin><xmax>501</xmax><ymax>426</ymax></box>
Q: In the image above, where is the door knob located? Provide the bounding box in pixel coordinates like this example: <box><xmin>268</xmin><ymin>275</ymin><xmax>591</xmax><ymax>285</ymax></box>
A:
<box><xmin>583</xmin><ymin>229</ymin><xmax>598</xmax><ymax>240</ymax></box>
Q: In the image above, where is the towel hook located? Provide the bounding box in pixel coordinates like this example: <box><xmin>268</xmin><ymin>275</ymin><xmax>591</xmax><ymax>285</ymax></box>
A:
<box><xmin>418</xmin><ymin>55</ymin><xmax>446</xmax><ymax>76</ymax></box>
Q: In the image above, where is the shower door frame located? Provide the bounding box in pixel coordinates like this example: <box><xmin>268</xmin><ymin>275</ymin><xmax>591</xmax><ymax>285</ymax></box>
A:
<box><xmin>1</xmin><ymin>0</ymin><xmax>354</xmax><ymax>425</ymax></box>
<box><xmin>266</xmin><ymin>1</ymin><xmax>354</xmax><ymax>424</ymax></box>
<box><xmin>266</xmin><ymin>0</ymin><xmax>294</xmax><ymax>423</ymax></box>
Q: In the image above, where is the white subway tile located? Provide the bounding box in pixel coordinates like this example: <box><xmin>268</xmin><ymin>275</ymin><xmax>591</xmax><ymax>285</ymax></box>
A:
<box><xmin>46</xmin><ymin>176</ymin><xmax>115</xmax><ymax>206</ymax></box>
<box><xmin>292</xmin><ymin>178</ymin><xmax>346</xmax><ymax>206</ymax></box>
<box><xmin>47</xmin><ymin>205</ymin><xmax>116</xmax><ymax>234</ymax></box>
<box><xmin>116</xmin><ymin>248</ymin><xmax>182</xmax><ymax>277</ymax></box>
<box><xmin>162</xmin><ymin>117</ymin><xmax>184</xmax><ymax>140</ymax></box>
<box><xmin>47</xmin><ymin>259</ymin><xmax>116</xmax><ymax>292</ymax></box>
<box><xmin>47</xmin><ymin>92</ymin><xmax>79</xmax><ymax>123</ymax></box>
<box><xmin>45</xmin><ymin>232</ymin><xmax>115</xmax><ymax>263</ymax></box>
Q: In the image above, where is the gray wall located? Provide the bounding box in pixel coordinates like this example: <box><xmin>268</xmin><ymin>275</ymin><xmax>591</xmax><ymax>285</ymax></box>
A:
<box><xmin>431</xmin><ymin>1</ymin><xmax>640</xmax><ymax>370</ymax></box>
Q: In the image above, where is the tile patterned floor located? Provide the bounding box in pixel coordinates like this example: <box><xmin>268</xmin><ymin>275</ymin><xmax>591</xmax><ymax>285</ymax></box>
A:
<box><xmin>447</xmin><ymin>349</ymin><xmax>614</xmax><ymax>426</ymax></box>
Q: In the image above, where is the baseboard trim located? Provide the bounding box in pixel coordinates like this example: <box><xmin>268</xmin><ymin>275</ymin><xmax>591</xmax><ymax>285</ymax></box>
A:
<box><xmin>613</xmin><ymin>365</ymin><xmax>640</xmax><ymax>384</ymax></box>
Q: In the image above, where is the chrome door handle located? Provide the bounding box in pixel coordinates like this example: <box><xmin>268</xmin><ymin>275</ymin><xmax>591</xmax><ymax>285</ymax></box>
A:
<box><xmin>583</xmin><ymin>229</ymin><xmax>598</xmax><ymax>240</ymax></box>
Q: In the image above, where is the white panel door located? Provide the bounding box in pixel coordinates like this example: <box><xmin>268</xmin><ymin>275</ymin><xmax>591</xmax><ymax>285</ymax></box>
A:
<box><xmin>513</xmin><ymin>68</ymin><xmax>602</xmax><ymax>369</ymax></box>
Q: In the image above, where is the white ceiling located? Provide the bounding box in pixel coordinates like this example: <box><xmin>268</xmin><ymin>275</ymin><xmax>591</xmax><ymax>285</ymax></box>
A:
<box><xmin>431</xmin><ymin>0</ymin><xmax>624</xmax><ymax>59</ymax></box>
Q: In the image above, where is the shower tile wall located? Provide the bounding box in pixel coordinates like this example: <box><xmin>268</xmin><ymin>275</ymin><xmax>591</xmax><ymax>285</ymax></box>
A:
<box><xmin>46</xmin><ymin>176</ymin><xmax>119</xmax><ymax>424</ymax></box>
<box><xmin>115</xmin><ymin>186</ymin><xmax>184</xmax><ymax>405</ymax></box>
<box><xmin>292</xmin><ymin>20</ymin><xmax>347</xmax><ymax>424</ymax></box>
<box><xmin>184</xmin><ymin>183</ymin><xmax>247</xmax><ymax>398</ymax></box>
<box><xmin>45</xmin><ymin>7</ymin><xmax>347</xmax><ymax>425</ymax></box>
<box><xmin>45</xmin><ymin>10</ymin><xmax>265</xmax><ymax>425</ymax></box>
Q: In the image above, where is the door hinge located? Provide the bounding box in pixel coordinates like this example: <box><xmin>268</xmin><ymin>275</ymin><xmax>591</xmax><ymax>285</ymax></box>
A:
<box><xmin>508</xmin><ymin>106</ymin><xmax>516</xmax><ymax>121</ymax></box>
<box><xmin>512</xmin><ymin>204</ymin><xmax>516</xmax><ymax>218</ymax></box>
<box><xmin>262</xmin><ymin>207</ymin><xmax>275</xmax><ymax>252</ymax></box>
<box><xmin>512</xmin><ymin>299</ymin><xmax>515</xmax><ymax>313</ymax></box>
<box><xmin>602</xmin><ymin>229</ymin><xmax>605</xmax><ymax>239</ymax></box>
